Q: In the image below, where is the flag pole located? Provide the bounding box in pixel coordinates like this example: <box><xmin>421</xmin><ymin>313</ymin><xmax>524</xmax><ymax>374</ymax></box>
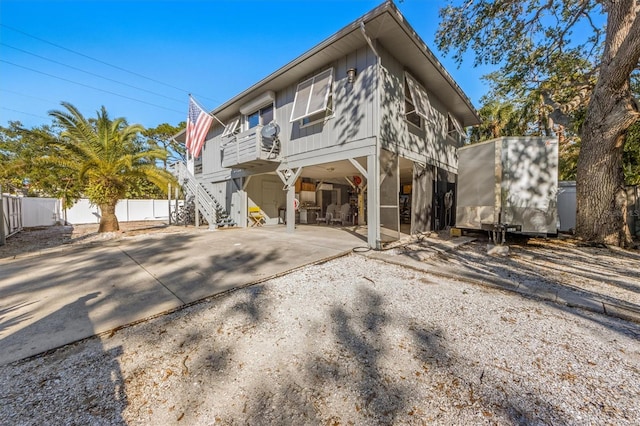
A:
<box><xmin>189</xmin><ymin>94</ymin><xmax>225</xmax><ymax>127</ymax></box>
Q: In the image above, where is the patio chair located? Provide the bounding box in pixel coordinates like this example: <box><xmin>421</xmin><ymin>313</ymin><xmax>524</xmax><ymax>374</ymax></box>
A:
<box><xmin>331</xmin><ymin>203</ymin><xmax>352</xmax><ymax>225</ymax></box>
<box><xmin>317</xmin><ymin>203</ymin><xmax>336</xmax><ymax>224</ymax></box>
<box><xmin>248</xmin><ymin>206</ymin><xmax>266</xmax><ymax>226</ymax></box>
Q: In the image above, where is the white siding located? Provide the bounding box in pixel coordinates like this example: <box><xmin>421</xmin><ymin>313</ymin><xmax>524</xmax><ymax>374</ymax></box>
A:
<box><xmin>245</xmin><ymin>175</ymin><xmax>286</xmax><ymax>226</ymax></box>
<box><xmin>280</xmin><ymin>46</ymin><xmax>378</xmax><ymax>159</ymax></box>
<box><xmin>198</xmin><ymin>46</ymin><xmax>380</xmax><ymax>179</ymax></box>
<box><xmin>378</xmin><ymin>44</ymin><xmax>460</xmax><ymax>173</ymax></box>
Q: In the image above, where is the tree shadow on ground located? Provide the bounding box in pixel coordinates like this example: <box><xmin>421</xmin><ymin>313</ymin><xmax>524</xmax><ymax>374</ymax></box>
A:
<box><xmin>0</xmin><ymin>222</ymin><xmax>172</xmax><ymax>260</ymax></box>
<box><xmin>324</xmin><ymin>287</ymin><xmax>404</xmax><ymax>421</ymax></box>
<box><xmin>409</xmin><ymin>321</ymin><xmax>572</xmax><ymax>424</ymax></box>
<box><xmin>0</xmin><ymin>301</ymin><xmax>36</xmax><ymax>336</ymax></box>
<box><xmin>131</xmin><ymin>284</ymin><xmax>273</xmax><ymax>424</ymax></box>
<box><xmin>236</xmin><ymin>284</ymin><xmax>573</xmax><ymax>423</ymax></box>
<box><xmin>0</xmin><ymin>228</ymin><xmax>286</xmax><ymax>368</ymax></box>
<box><xmin>0</xmin><ymin>292</ymin><xmax>126</xmax><ymax>425</ymax></box>
<box><xmin>423</xmin><ymin>237</ymin><xmax>640</xmax><ymax>337</ymax></box>
<box><xmin>0</xmin><ymin>226</ymin><xmax>75</xmax><ymax>259</ymax></box>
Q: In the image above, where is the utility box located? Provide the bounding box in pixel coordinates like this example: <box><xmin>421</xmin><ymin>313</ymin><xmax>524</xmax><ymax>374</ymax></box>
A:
<box><xmin>456</xmin><ymin>136</ymin><xmax>559</xmax><ymax>235</ymax></box>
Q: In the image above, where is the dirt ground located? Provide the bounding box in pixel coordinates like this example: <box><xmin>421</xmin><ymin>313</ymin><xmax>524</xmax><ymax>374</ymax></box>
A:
<box><xmin>0</xmin><ymin>221</ymin><xmax>187</xmax><ymax>259</ymax></box>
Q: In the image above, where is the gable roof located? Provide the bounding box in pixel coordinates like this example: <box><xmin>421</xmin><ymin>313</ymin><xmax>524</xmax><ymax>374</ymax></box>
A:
<box><xmin>176</xmin><ymin>1</ymin><xmax>479</xmax><ymax>141</ymax></box>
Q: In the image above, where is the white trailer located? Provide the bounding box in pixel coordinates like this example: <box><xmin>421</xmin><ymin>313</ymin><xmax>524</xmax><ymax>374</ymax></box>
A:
<box><xmin>456</xmin><ymin>136</ymin><xmax>559</xmax><ymax>239</ymax></box>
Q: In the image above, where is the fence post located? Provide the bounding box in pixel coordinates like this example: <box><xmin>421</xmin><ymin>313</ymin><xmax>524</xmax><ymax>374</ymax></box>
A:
<box><xmin>175</xmin><ymin>187</ymin><xmax>181</xmax><ymax>226</ymax></box>
<box><xmin>0</xmin><ymin>186</ymin><xmax>5</xmax><ymax>246</ymax></box>
<box><xmin>168</xmin><ymin>183</ymin><xmax>172</xmax><ymax>225</ymax></box>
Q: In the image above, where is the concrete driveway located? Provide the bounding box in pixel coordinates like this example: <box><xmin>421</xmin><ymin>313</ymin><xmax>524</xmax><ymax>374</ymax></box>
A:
<box><xmin>0</xmin><ymin>225</ymin><xmax>367</xmax><ymax>365</ymax></box>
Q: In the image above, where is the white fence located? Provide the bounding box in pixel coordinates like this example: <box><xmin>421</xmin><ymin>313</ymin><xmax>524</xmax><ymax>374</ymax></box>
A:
<box><xmin>1</xmin><ymin>192</ymin><xmax>23</xmax><ymax>244</ymax></box>
<box><xmin>65</xmin><ymin>199</ymin><xmax>170</xmax><ymax>225</ymax></box>
<box><xmin>1</xmin><ymin>197</ymin><xmax>170</xmax><ymax>230</ymax></box>
<box><xmin>557</xmin><ymin>182</ymin><xmax>576</xmax><ymax>232</ymax></box>
<box><xmin>22</xmin><ymin>197</ymin><xmax>62</xmax><ymax>227</ymax></box>
<box><xmin>557</xmin><ymin>181</ymin><xmax>639</xmax><ymax>236</ymax></box>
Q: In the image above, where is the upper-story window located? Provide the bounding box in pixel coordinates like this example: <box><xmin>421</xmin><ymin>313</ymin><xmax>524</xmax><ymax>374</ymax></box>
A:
<box><xmin>290</xmin><ymin>68</ymin><xmax>334</xmax><ymax>124</ymax></box>
<box><xmin>301</xmin><ymin>96</ymin><xmax>333</xmax><ymax>127</ymax></box>
<box><xmin>404</xmin><ymin>71</ymin><xmax>431</xmax><ymax>129</ymax></box>
<box><xmin>447</xmin><ymin>113</ymin><xmax>466</xmax><ymax>144</ymax></box>
<box><xmin>239</xmin><ymin>91</ymin><xmax>275</xmax><ymax>132</ymax></box>
<box><xmin>404</xmin><ymin>84</ymin><xmax>422</xmax><ymax>128</ymax></box>
<box><xmin>247</xmin><ymin>104</ymin><xmax>274</xmax><ymax>129</ymax></box>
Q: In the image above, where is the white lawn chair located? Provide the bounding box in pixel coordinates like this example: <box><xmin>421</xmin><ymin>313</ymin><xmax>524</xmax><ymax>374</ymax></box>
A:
<box><xmin>317</xmin><ymin>204</ymin><xmax>336</xmax><ymax>224</ymax></box>
<box><xmin>331</xmin><ymin>203</ymin><xmax>351</xmax><ymax>225</ymax></box>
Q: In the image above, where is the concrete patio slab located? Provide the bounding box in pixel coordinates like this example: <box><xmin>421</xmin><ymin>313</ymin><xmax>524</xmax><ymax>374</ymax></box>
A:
<box><xmin>0</xmin><ymin>225</ymin><xmax>366</xmax><ymax>365</ymax></box>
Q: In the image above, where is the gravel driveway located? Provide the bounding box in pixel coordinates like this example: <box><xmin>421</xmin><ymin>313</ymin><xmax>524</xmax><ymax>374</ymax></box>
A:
<box><xmin>1</xmin><ymin>232</ymin><xmax>639</xmax><ymax>425</ymax></box>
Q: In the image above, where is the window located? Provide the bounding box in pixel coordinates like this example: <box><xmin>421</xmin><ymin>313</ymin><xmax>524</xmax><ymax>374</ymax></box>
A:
<box><xmin>404</xmin><ymin>71</ymin><xmax>431</xmax><ymax>128</ymax></box>
<box><xmin>246</xmin><ymin>104</ymin><xmax>274</xmax><ymax>130</ymax></box>
<box><xmin>447</xmin><ymin>113</ymin><xmax>465</xmax><ymax>143</ymax></box>
<box><xmin>300</xmin><ymin>96</ymin><xmax>333</xmax><ymax>127</ymax></box>
<box><xmin>221</xmin><ymin>117</ymin><xmax>240</xmax><ymax>137</ymax></box>
<box><xmin>290</xmin><ymin>68</ymin><xmax>334</xmax><ymax>122</ymax></box>
<box><xmin>404</xmin><ymin>84</ymin><xmax>422</xmax><ymax>128</ymax></box>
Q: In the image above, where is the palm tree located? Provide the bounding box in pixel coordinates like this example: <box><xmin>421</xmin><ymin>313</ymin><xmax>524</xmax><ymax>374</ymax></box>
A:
<box><xmin>469</xmin><ymin>100</ymin><xmax>524</xmax><ymax>143</ymax></box>
<box><xmin>45</xmin><ymin>102</ymin><xmax>174</xmax><ymax>232</ymax></box>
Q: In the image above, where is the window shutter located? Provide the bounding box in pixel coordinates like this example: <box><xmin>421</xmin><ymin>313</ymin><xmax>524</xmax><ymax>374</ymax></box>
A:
<box><xmin>290</xmin><ymin>68</ymin><xmax>334</xmax><ymax>122</ymax></box>
<box><xmin>448</xmin><ymin>113</ymin><xmax>465</xmax><ymax>138</ymax></box>
<box><xmin>405</xmin><ymin>72</ymin><xmax>431</xmax><ymax>121</ymax></box>
<box><xmin>221</xmin><ymin>117</ymin><xmax>240</xmax><ymax>137</ymax></box>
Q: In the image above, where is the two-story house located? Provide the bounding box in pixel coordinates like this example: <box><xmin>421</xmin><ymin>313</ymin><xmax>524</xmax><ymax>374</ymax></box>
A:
<box><xmin>175</xmin><ymin>1</ymin><xmax>480</xmax><ymax>249</ymax></box>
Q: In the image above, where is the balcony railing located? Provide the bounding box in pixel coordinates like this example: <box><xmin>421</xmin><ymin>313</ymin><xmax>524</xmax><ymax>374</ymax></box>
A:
<box><xmin>221</xmin><ymin>125</ymin><xmax>280</xmax><ymax>169</ymax></box>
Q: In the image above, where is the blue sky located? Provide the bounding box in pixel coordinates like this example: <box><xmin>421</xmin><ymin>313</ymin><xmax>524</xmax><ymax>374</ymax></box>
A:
<box><xmin>0</xmin><ymin>0</ymin><xmax>494</xmax><ymax>130</ymax></box>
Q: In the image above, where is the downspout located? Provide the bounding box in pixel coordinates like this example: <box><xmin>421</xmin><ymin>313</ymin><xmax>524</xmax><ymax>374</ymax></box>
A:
<box><xmin>361</xmin><ymin>22</ymin><xmax>382</xmax><ymax>249</ymax></box>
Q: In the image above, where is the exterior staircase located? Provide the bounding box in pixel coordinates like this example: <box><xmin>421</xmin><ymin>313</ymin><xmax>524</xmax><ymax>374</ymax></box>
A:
<box><xmin>172</xmin><ymin>161</ymin><xmax>236</xmax><ymax>228</ymax></box>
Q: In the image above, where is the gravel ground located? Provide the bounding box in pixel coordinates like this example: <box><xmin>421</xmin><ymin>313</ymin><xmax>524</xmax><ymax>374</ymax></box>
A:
<box><xmin>1</xmin><ymin>227</ymin><xmax>639</xmax><ymax>425</ymax></box>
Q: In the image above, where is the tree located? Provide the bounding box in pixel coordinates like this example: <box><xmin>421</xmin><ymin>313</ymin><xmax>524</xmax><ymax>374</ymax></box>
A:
<box><xmin>1</xmin><ymin>121</ymin><xmax>85</xmax><ymax>204</ymax></box>
<box><xmin>624</xmin><ymin>121</ymin><xmax>640</xmax><ymax>185</ymax></box>
<box><xmin>143</xmin><ymin>122</ymin><xmax>186</xmax><ymax>169</ymax></box>
<box><xmin>0</xmin><ymin>122</ymin><xmax>24</xmax><ymax>193</ymax></box>
<box><xmin>469</xmin><ymin>99</ymin><xmax>523</xmax><ymax>143</ymax></box>
<box><xmin>437</xmin><ymin>0</ymin><xmax>639</xmax><ymax>247</ymax></box>
<box><xmin>623</xmin><ymin>75</ymin><xmax>640</xmax><ymax>185</ymax></box>
<box><xmin>41</xmin><ymin>102</ymin><xmax>174</xmax><ymax>232</ymax></box>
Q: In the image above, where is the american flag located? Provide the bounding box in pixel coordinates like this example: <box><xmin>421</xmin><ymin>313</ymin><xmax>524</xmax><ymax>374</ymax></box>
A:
<box><xmin>186</xmin><ymin>96</ymin><xmax>214</xmax><ymax>158</ymax></box>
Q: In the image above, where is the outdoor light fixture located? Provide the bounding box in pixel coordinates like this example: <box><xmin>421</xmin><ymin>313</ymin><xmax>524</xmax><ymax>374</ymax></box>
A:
<box><xmin>347</xmin><ymin>68</ymin><xmax>357</xmax><ymax>83</ymax></box>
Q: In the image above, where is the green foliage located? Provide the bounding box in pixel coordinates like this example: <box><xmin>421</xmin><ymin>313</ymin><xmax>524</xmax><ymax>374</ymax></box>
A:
<box><xmin>0</xmin><ymin>121</ymin><xmax>84</xmax><ymax>204</ymax></box>
<box><xmin>437</xmin><ymin>0</ymin><xmax>602</xmax><ymax>106</ymax></box>
<box><xmin>624</xmin><ymin>122</ymin><xmax>640</xmax><ymax>185</ymax></box>
<box><xmin>0</xmin><ymin>121</ymin><xmax>25</xmax><ymax>192</ymax></box>
<box><xmin>35</xmin><ymin>102</ymin><xmax>176</xmax><ymax>208</ymax></box>
<box><xmin>469</xmin><ymin>99</ymin><xmax>527</xmax><ymax>143</ymax></box>
<box><xmin>437</xmin><ymin>1</ymin><xmax>636</xmax><ymax>184</ymax></box>
<box><xmin>558</xmin><ymin>139</ymin><xmax>580</xmax><ymax>181</ymax></box>
<box><xmin>125</xmin><ymin>176</ymin><xmax>167</xmax><ymax>199</ymax></box>
<box><xmin>2</xmin><ymin>105</ymin><xmax>182</xmax><ymax>212</ymax></box>
<box><xmin>143</xmin><ymin>122</ymin><xmax>186</xmax><ymax>169</ymax></box>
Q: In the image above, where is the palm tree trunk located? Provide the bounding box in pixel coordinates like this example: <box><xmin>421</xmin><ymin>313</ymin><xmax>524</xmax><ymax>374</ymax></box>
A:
<box><xmin>98</xmin><ymin>202</ymin><xmax>120</xmax><ymax>233</ymax></box>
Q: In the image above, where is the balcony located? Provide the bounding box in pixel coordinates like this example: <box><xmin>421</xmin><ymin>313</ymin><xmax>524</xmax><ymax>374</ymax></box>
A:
<box><xmin>221</xmin><ymin>125</ymin><xmax>281</xmax><ymax>169</ymax></box>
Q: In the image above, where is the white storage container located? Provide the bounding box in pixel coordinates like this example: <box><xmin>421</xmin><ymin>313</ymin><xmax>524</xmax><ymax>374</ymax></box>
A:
<box><xmin>456</xmin><ymin>136</ymin><xmax>559</xmax><ymax>235</ymax></box>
